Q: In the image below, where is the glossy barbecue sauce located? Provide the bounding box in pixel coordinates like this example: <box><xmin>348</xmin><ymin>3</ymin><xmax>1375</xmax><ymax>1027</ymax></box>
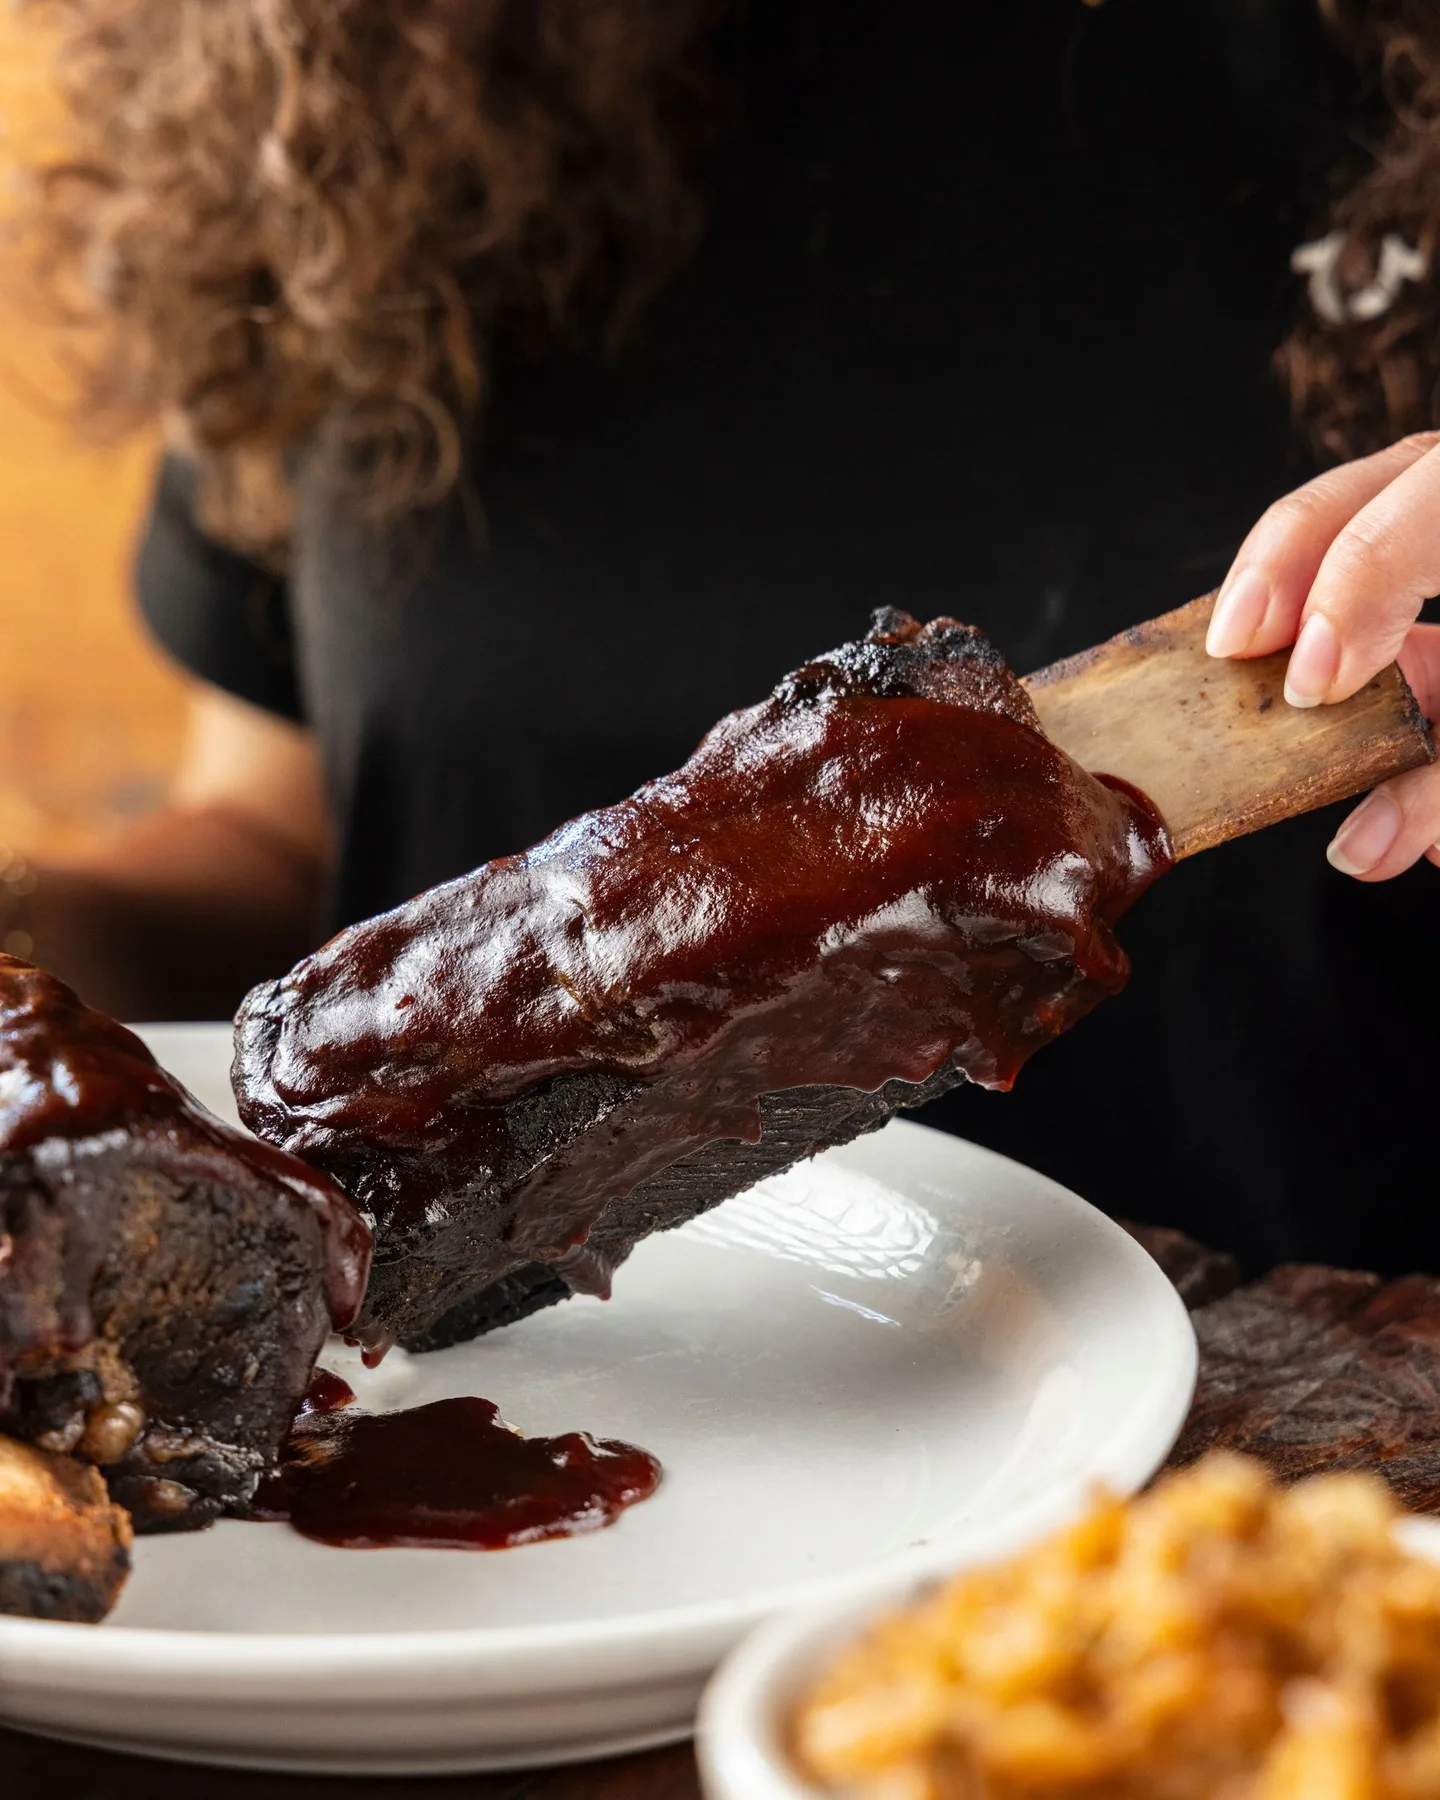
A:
<box><xmin>296</xmin><ymin>1368</ymin><xmax>356</xmax><ymax>1416</ymax></box>
<box><xmin>235</xmin><ymin>613</ymin><xmax>1173</xmax><ymax>1347</ymax></box>
<box><xmin>251</xmin><ymin>1379</ymin><xmax>661</xmax><ymax>1549</ymax></box>
<box><xmin>0</xmin><ymin>954</ymin><xmax>373</xmax><ymax>1339</ymax></box>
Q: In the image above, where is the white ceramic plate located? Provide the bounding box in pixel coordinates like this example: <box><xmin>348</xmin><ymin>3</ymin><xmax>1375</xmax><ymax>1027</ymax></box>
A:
<box><xmin>697</xmin><ymin>1510</ymin><xmax>1440</xmax><ymax>1800</ymax></box>
<box><xmin>0</xmin><ymin>1023</ymin><xmax>1196</xmax><ymax>1775</ymax></box>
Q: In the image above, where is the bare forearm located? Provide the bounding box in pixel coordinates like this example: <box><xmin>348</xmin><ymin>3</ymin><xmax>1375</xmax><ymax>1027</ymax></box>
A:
<box><xmin>2</xmin><ymin>806</ymin><xmax>323</xmax><ymax>1021</ymax></box>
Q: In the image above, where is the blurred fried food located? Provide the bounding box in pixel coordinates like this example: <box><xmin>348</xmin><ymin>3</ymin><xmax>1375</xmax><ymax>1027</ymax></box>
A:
<box><xmin>792</xmin><ymin>1453</ymin><xmax>1440</xmax><ymax>1799</ymax></box>
<box><xmin>0</xmin><ymin>1433</ymin><xmax>131</xmax><ymax>1621</ymax></box>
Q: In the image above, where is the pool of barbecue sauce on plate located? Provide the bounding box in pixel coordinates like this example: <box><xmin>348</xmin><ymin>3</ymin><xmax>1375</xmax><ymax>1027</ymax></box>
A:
<box><xmin>250</xmin><ymin>1373</ymin><xmax>662</xmax><ymax>1549</ymax></box>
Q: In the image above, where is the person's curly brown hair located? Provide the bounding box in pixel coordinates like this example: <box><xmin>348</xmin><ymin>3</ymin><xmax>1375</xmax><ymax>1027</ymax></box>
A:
<box><xmin>1283</xmin><ymin>0</ymin><xmax>1440</xmax><ymax>460</ymax></box>
<box><xmin>21</xmin><ymin>0</ymin><xmax>1440</xmax><ymax>561</ymax></box>
<box><xmin>22</xmin><ymin>0</ymin><xmax>724</xmax><ymax>561</ymax></box>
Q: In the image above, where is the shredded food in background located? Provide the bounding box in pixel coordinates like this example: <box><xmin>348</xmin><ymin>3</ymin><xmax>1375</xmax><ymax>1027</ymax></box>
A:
<box><xmin>791</xmin><ymin>1453</ymin><xmax>1440</xmax><ymax>1800</ymax></box>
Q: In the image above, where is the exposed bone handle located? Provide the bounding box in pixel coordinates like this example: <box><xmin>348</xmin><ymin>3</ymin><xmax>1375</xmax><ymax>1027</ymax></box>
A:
<box><xmin>1022</xmin><ymin>592</ymin><xmax>1435</xmax><ymax>859</ymax></box>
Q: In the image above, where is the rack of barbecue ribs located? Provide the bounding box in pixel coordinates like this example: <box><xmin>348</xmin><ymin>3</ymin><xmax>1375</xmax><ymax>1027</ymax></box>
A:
<box><xmin>236</xmin><ymin>611</ymin><xmax>1169</xmax><ymax>1353</ymax></box>
<box><xmin>238</xmin><ymin>601</ymin><xmax>1431</xmax><ymax>1357</ymax></box>
<box><xmin>0</xmin><ymin>953</ymin><xmax>371</xmax><ymax>1575</ymax></box>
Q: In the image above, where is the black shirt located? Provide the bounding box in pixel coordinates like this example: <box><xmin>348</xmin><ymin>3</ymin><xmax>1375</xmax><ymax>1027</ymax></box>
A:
<box><xmin>138</xmin><ymin>0</ymin><xmax>1440</xmax><ymax>1277</ymax></box>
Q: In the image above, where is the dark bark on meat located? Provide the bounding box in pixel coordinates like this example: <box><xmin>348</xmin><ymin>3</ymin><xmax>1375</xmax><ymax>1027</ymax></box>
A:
<box><xmin>237</xmin><ymin>611</ymin><xmax>1169</xmax><ymax>1353</ymax></box>
<box><xmin>0</xmin><ymin>956</ymin><xmax>371</xmax><ymax>1531</ymax></box>
<box><xmin>1169</xmin><ymin>1264</ymin><xmax>1440</xmax><ymax>1511</ymax></box>
<box><xmin>406</xmin><ymin>1064</ymin><xmax>970</xmax><ymax>1351</ymax></box>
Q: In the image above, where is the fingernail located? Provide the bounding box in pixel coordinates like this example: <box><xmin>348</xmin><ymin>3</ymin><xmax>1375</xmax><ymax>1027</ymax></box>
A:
<box><xmin>1206</xmin><ymin>568</ymin><xmax>1269</xmax><ymax>658</ymax></box>
<box><xmin>1284</xmin><ymin>612</ymin><xmax>1342</xmax><ymax>708</ymax></box>
<box><xmin>1326</xmin><ymin>790</ymin><xmax>1401</xmax><ymax>875</ymax></box>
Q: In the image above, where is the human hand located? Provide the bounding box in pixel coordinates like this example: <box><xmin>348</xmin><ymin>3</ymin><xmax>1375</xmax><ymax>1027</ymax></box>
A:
<box><xmin>1205</xmin><ymin>432</ymin><xmax>1440</xmax><ymax>880</ymax></box>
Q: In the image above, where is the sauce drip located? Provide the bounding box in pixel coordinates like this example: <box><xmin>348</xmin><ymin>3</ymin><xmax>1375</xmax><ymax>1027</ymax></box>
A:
<box><xmin>297</xmin><ymin>1368</ymin><xmax>356</xmax><ymax>1416</ymax></box>
<box><xmin>250</xmin><ymin>1396</ymin><xmax>661</xmax><ymax>1549</ymax></box>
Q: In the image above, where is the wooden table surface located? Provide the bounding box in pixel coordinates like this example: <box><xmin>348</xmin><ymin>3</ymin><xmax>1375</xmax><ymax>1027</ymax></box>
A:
<box><xmin>0</xmin><ymin>1733</ymin><xmax>702</xmax><ymax>1800</ymax></box>
<box><xmin>7</xmin><ymin>1226</ymin><xmax>1438</xmax><ymax>1798</ymax></box>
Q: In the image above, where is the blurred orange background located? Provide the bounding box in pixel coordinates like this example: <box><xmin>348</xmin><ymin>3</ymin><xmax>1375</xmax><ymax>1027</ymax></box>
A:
<box><xmin>0</xmin><ymin>15</ymin><xmax>185</xmax><ymax>861</ymax></box>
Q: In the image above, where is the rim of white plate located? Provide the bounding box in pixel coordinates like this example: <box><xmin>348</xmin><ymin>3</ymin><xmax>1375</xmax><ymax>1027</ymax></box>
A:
<box><xmin>0</xmin><ymin>1220</ymin><xmax>1195</xmax><ymax>1693</ymax></box>
<box><xmin>0</xmin><ymin>1059</ymin><xmax>1198</xmax><ymax>1695</ymax></box>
